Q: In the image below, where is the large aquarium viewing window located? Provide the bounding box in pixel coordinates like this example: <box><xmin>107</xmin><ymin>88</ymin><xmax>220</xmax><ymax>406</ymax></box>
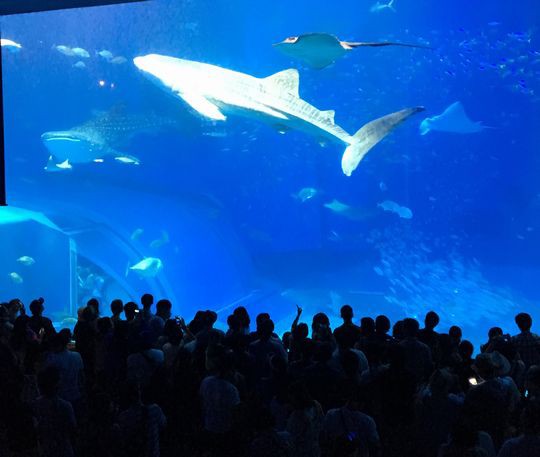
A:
<box><xmin>0</xmin><ymin>0</ymin><xmax>538</xmax><ymax>345</ymax></box>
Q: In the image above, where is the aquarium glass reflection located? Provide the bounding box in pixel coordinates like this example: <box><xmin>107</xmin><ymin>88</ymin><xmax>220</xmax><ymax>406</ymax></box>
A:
<box><xmin>1</xmin><ymin>0</ymin><xmax>539</xmax><ymax>345</ymax></box>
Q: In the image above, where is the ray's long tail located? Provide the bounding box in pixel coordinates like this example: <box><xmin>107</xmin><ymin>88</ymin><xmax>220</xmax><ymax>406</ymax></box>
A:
<box><xmin>341</xmin><ymin>106</ymin><xmax>425</xmax><ymax>176</ymax></box>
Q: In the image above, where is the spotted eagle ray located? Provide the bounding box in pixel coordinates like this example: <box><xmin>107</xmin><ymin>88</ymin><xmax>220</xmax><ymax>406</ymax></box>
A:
<box><xmin>273</xmin><ymin>33</ymin><xmax>431</xmax><ymax>69</ymax></box>
<box><xmin>419</xmin><ymin>102</ymin><xmax>488</xmax><ymax>135</ymax></box>
<box><xmin>133</xmin><ymin>54</ymin><xmax>423</xmax><ymax>176</ymax></box>
<box><xmin>42</xmin><ymin>106</ymin><xmax>177</xmax><ymax>170</ymax></box>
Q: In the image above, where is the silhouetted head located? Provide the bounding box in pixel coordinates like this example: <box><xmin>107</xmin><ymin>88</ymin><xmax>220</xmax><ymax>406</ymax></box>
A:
<box><xmin>515</xmin><ymin>312</ymin><xmax>533</xmax><ymax>332</ymax></box>
<box><xmin>124</xmin><ymin>301</ymin><xmax>139</xmax><ymax>321</ymax></box>
<box><xmin>312</xmin><ymin>312</ymin><xmax>330</xmax><ymax>328</ymax></box>
<box><xmin>340</xmin><ymin>304</ymin><xmax>353</xmax><ymax>322</ymax></box>
<box><xmin>141</xmin><ymin>293</ymin><xmax>154</xmax><ymax>309</ymax></box>
<box><xmin>156</xmin><ymin>299</ymin><xmax>172</xmax><ymax>320</ymax></box>
<box><xmin>233</xmin><ymin>306</ymin><xmax>250</xmax><ymax>328</ymax></box>
<box><xmin>293</xmin><ymin>322</ymin><xmax>309</xmax><ymax>340</ymax></box>
<box><xmin>375</xmin><ymin>315</ymin><xmax>391</xmax><ymax>335</ymax></box>
<box><xmin>203</xmin><ymin>310</ymin><xmax>217</xmax><ymax>328</ymax></box>
<box><xmin>360</xmin><ymin>317</ymin><xmax>375</xmax><ymax>336</ymax></box>
<box><xmin>428</xmin><ymin>368</ymin><xmax>454</xmax><ymax>396</ymax></box>
<box><xmin>256</xmin><ymin>312</ymin><xmax>271</xmax><ymax>329</ymax></box>
<box><xmin>259</xmin><ymin>319</ymin><xmax>275</xmax><ymax>341</ymax></box>
<box><xmin>488</xmin><ymin>326</ymin><xmax>503</xmax><ymax>340</ymax></box>
<box><xmin>459</xmin><ymin>340</ymin><xmax>474</xmax><ymax>360</ymax></box>
<box><xmin>87</xmin><ymin>298</ymin><xmax>100</xmax><ymax>316</ymax></box>
<box><xmin>82</xmin><ymin>305</ymin><xmax>96</xmax><ymax>322</ymax></box>
<box><xmin>473</xmin><ymin>351</ymin><xmax>510</xmax><ymax>380</ymax></box>
<box><xmin>449</xmin><ymin>325</ymin><xmax>462</xmax><ymax>344</ymax></box>
<box><xmin>402</xmin><ymin>318</ymin><xmax>420</xmax><ymax>338</ymax></box>
<box><xmin>38</xmin><ymin>366</ymin><xmax>60</xmax><ymax>398</ymax></box>
<box><xmin>29</xmin><ymin>297</ymin><xmax>45</xmax><ymax>316</ymax></box>
<box><xmin>51</xmin><ymin>328</ymin><xmax>71</xmax><ymax>351</ymax></box>
<box><xmin>110</xmin><ymin>299</ymin><xmax>123</xmax><ymax>316</ymax></box>
<box><xmin>392</xmin><ymin>320</ymin><xmax>404</xmax><ymax>340</ymax></box>
<box><xmin>424</xmin><ymin>311</ymin><xmax>440</xmax><ymax>330</ymax></box>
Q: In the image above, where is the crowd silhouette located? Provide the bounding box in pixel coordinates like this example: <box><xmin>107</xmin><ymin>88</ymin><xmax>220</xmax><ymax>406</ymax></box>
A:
<box><xmin>1</xmin><ymin>295</ymin><xmax>539</xmax><ymax>457</ymax></box>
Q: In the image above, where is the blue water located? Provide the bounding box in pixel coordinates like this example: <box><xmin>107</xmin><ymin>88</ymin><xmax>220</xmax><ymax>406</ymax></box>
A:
<box><xmin>1</xmin><ymin>0</ymin><xmax>539</xmax><ymax>348</ymax></box>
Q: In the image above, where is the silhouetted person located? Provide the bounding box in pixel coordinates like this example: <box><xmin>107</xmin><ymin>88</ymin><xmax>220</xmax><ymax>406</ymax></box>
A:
<box><xmin>118</xmin><ymin>382</ymin><xmax>166</xmax><ymax>457</ymax></box>
<box><xmin>110</xmin><ymin>299</ymin><xmax>124</xmax><ymax>324</ymax></box>
<box><xmin>286</xmin><ymin>382</ymin><xmax>324</xmax><ymax>457</ymax></box>
<box><xmin>512</xmin><ymin>312</ymin><xmax>540</xmax><ymax>369</ymax></box>
<box><xmin>141</xmin><ymin>293</ymin><xmax>154</xmax><ymax>321</ymax></box>
<box><xmin>45</xmin><ymin>329</ymin><xmax>84</xmax><ymax>411</ymax></box>
<box><xmin>449</xmin><ymin>325</ymin><xmax>462</xmax><ymax>346</ymax></box>
<box><xmin>233</xmin><ymin>305</ymin><xmax>251</xmax><ymax>335</ymax></box>
<box><xmin>481</xmin><ymin>327</ymin><xmax>504</xmax><ymax>353</ymax></box>
<box><xmin>33</xmin><ymin>366</ymin><xmax>76</xmax><ymax>457</ymax></box>
<box><xmin>28</xmin><ymin>297</ymin><xmax>56</xmax><ymax>342</ymax></box>
<box><xmin>418</xmin><ymin>311</ymin><xmax>441</xmax><ymax>361</ymax></box>
<box><xmin>498</xmin><ymin>398</ymin><xmax>540</xmax><ymax>457</ymax></box>
<box><xmin>399</xmin><ymin>318</ymin><xmax>433</xmax><ymax>382</ymax></box>
<box><xmin>250</xmin><ymin>319</ymin><xmax>287</xmax><ymax>380</ymax></box>
<box><xmin>87</xmin><ymin>298</ymin><xmax>100</xmax><ymax>317</ymax></box>
<box><xmin>333</xmin><ymin>305</ymin><xmax>361</xmax><ymax>349</ymax></box>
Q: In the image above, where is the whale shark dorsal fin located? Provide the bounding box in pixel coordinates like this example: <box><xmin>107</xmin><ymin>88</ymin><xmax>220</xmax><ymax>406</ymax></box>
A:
<box><xmin>264</xmin><ymin>69</ymin><xmax>300</xmax><ymax>97</ymax></box>
<box><xmin>320</xmin><ymin>110</ymin><xmax>335</xmax><ymax>124</ymax></box>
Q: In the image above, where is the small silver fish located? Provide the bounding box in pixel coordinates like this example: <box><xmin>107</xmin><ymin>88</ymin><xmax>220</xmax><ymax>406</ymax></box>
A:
<box><xmin>110</xmin><ymin>56</ymin><xmax>127</xmax><ymax>64</ymax></box>
<box><xmin>17</xmin><ymin>256</ymin><xmax>35</xmax><ymax>266</ymax></box>
<box><xmin>130</xmin><ymin>228</ymin><xmax>144</xmax><ymax>240</ymax></box>
<box><xmin>97</xmin><ymin>49</ymin><xmax>114</xmax><ymax>60</ymax></box>
<box><xmin>150</xmin><ymin>230</ymin><xmax>170</xmax><ymax>249</ymax></box>
<box><xmin>55</xmin><ymin>45</ymin><xmax>74</xmax><ymax>56</ymax></box>
<box><xmin>72</xmin><ymin>47</ymin><xmax>90</xmax><ymax>58</ymax></box>
<box><xmin>9</xmin><ymin>272</ymin><xmax>23</xmax><ymax>284</ymax></box>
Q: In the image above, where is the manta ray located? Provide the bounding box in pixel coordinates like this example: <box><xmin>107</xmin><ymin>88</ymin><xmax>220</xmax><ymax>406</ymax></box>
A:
<box><xmin>42</xmin><ymin>106</ymin><xmax>177</xmax><ymax>170</ymax></box>
<box><xmin>419</xmin><ymin>102</ymin><xmax>488</xmax><ymax>135</ymax></box>
<box><xmin>134</xmin><ymin>54</ymin><xmax>423</xmax><ymax>176</ymax></box>
<box><xmin>273</xmin><ymin>32</ymin><xmax>431</xmax><ymax>69</ymax></box>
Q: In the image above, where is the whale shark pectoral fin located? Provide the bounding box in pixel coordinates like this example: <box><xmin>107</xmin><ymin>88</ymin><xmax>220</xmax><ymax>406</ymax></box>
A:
<box><xmin>264</xmin><ymin>69</ymin><xmax>300</xmax><ymax>97</ymax></box>
<box><xmin>178</xmin><ymin>92</ymin><xmax>226</xmax><ymax>121</ymax></box>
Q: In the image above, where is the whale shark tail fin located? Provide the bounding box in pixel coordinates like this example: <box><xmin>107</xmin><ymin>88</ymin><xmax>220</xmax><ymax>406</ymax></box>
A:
<box><xmin>341</xmin><ymin>106</ymin><xmax>424</xmax><ymax>176</ymax></box>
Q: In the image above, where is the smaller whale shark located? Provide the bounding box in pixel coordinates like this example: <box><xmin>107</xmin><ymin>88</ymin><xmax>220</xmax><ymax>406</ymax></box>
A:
<box><xmin>42</xmin><ymin>106</ymin><xmax>177</xmax><ymax>169</ymax></box>
<box><xmin>273</xmin><ymin>33</ymin><xmax>431</xmax><ymax>69</ymax></box>
<box><xmin>419</xmin><ymin>102</ymin><xmax>488</xmax><ymax>135</ymax></box>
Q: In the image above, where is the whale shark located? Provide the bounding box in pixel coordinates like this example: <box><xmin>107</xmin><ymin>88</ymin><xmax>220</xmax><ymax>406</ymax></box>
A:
<box><xmin>273</xmin><ymin>33</ymin><xmax>431</xmax><ymax>69</ymax></box>
<box><xmin>133</xmin><ymin>54</ymin><xmax>423</xmax><ymax>176</ymax></box>
<box><xmin>419</xmin><ymin>102</ymin><xmax>487</xmax><ymax>135</ymax></box>
<box><xmin>42</xmin><ymin>106</ymin><xmax>176</xmax><ymax>170</ymax></box>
